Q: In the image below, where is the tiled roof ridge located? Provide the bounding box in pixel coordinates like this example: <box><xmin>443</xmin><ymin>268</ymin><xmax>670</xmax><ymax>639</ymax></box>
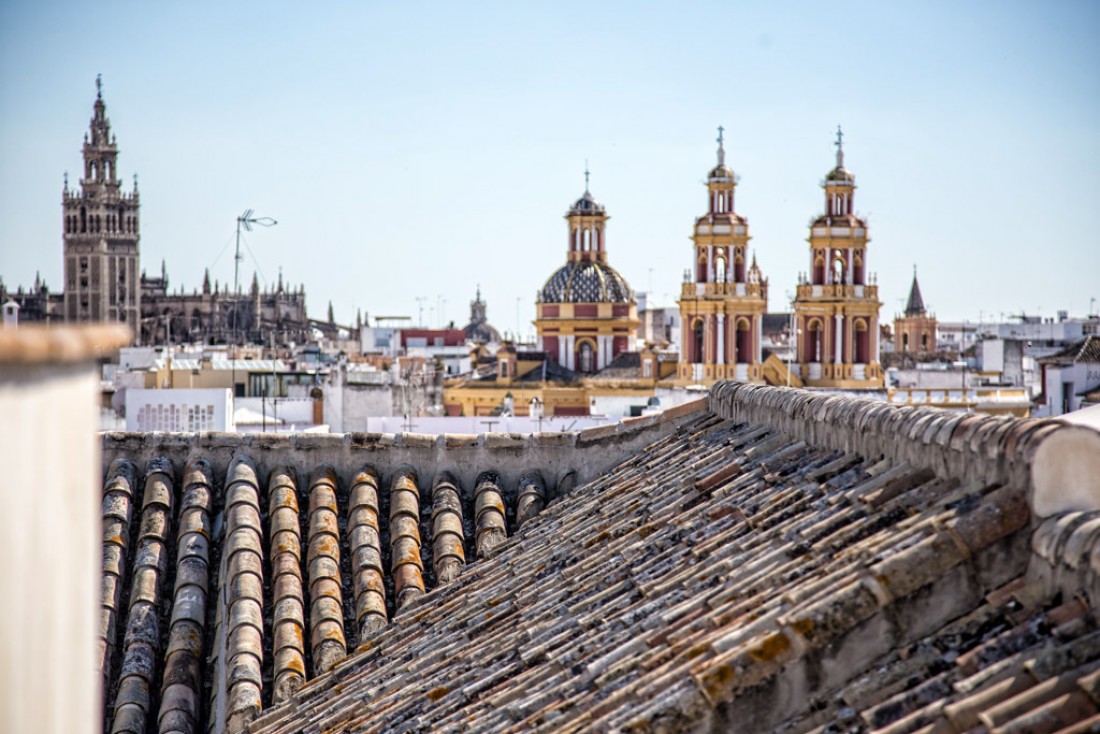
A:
<box><xmin>709</xmin><ymin>381</ymin><xmax>1100</xmax><ymax>519</ymax></box>
<box><xmin>100</xmin><ymin>399</ymin><xmax>708</xmax><ymax>504</ymax></box>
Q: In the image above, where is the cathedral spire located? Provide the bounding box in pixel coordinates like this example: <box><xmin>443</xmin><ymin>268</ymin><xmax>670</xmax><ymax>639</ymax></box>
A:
<box><xmin>717</xmin><ymin>125</ymin><xmax>726</xmax><ymax>166</ymax></box>
<box><xmin>835</xmin><ymin>124</ymin><xmax>845</xmax><ymax>169</ymax></box>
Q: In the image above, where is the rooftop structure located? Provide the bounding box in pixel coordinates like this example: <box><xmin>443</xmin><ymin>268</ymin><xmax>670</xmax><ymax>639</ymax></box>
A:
<box><xmin>90</xmin><ymin>380</ymin><xmax>1100</xmax><ymax>733</ymax></box>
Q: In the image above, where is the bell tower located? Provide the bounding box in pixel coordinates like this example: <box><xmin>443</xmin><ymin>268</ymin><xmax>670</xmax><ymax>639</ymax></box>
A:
<box><xmin>792</xmin><ymin>127</ymin><xmax>883</xmax><ymax>388</ymax></box>
<box><xmin>62</xmin><ymin>75</ymin><xmax>141</xmax><ymax>338</ymax></box>
<box><xmin>677</xmin><ymin>128</ymin><xmax>767</xmax><ymax>384</ymax></box>
<box><xmin>564</xmin><ymin>166</ymin><xmax>609</xmax><ymax>264</ymax></box>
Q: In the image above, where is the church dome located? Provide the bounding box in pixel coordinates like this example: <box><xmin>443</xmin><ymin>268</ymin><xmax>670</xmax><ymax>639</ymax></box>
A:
<box><xmin>539</xmin><ymin>260</ymin><xmax>633</xmax><ymax>304</ymax></box>
<box><xmin>568</xmin><ymin>190</ymin><xmax>605</xmax><ymax>215</ymax></box>
<box><xmin>708</xmin><ymin>162</ymin><xmax>735</xmax><ymax>180</ymax></box>
<box><xmin>825</xmin><ymin>165</ymin><xmax>855</xmax><ymax>183</ymax></box>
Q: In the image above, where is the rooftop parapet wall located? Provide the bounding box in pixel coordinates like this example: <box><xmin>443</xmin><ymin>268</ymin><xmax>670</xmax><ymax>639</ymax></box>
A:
<box><xmin>100</xmin><ymin>398</ymin><xmax>707</xmax><ymax>503</ymax></box>
<box><xmin>708</xmin><ymin>382</ymin><xmax>1100</xmax><ymax>519</ymax></box>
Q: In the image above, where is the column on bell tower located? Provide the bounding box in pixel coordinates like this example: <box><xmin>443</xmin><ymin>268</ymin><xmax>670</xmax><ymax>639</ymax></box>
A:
<box><xmin>792</xmin><ymin>126</ymin><xmax>882</xmax><ymax>388</ymax></box>
<box><xmin>676</xmin><ymin>127</ymin><xmax>767</xmax><ymax>385</ymax></box>
<box><xmin>63</xmin><ymin>75</ymin><xmax>141</xmax><ymax>341</ymax></box>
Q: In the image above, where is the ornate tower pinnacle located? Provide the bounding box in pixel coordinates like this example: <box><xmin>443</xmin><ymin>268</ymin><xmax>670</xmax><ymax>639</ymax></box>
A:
<box><xmin>63</xmin><ymin>76</ymin><xmax>141</xmax><ymax>338</ymax></box>
<box><xmin>717</xmin><ymin>125</ymin><xmax>725</xmax><ymax>166</ymax></box>
<box><xmin>835</xmin><ymin>124</ymin><xmax>845</xmax><ymax>169</ymax></box>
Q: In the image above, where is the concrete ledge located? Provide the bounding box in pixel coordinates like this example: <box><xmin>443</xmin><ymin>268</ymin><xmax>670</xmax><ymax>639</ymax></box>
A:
<box><xmin>1032</xmin><ymin>404</ymin><xmax>1100</xmax><ymax>517</ymax></box>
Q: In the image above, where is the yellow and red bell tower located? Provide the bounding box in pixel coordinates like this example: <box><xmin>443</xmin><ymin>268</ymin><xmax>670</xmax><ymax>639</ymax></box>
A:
<box><xmin>792</xmin><ymin>127</ymin><xmax>883</xmax><ymax>388</ymax></box>
<box><xmin>677</xmin><ymin>128</ymin><xmax>768</xmax><ymax>384</ymax></box>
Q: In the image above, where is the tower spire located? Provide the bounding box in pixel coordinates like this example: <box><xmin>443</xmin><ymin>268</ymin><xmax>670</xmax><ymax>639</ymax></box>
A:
<box><xmin>835</xmin><ymin>124</ymin><xmax>845</xmax><ymax>168</ymax></box>
<box><xmin>717</xmin><ymin>125</ymin><xmax>725</xmax><ymax>166</ymax></box>
<box><xmin>584</xmin><ymin>161</ymin><xmax>590</xmax><ymax>193</ymax></box>
<box><xmin>96</xmin><ymin>73</ymin><xmax>102</xmax><ymax>99</ymax></box>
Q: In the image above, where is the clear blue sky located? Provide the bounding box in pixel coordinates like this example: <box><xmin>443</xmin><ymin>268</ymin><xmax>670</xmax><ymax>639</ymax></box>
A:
<box><xmin>2</xmin><ymin>1</ymin><xmax>1098</xmax><ymax>336</ymax></box>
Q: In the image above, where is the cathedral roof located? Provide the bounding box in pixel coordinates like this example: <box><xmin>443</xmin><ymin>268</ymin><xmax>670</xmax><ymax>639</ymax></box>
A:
<box><xmin>539</xmin><ymin>260</ymin><xmax>633</xmax><ymax>304</ymax></box>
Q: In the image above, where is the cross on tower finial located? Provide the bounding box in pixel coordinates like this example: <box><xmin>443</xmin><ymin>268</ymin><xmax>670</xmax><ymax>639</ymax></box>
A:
<box><xmin>717</xmin><ymin>125</ymin><xmax>726</xmax><ymax>165</ymax></box>
<box><xmin>96</xmin><ymin>74</ymin><xmax>102</xmax><ymax>99</ymax></box>
<box><xmin>835</xmin><ymin>124</ymin><xmax>845</xmax><ymax>168</ymax></box>
<box><xmin>584</xmin><ymin>160</ymin><xmax>590</xmax><ymax>192</ymax></box>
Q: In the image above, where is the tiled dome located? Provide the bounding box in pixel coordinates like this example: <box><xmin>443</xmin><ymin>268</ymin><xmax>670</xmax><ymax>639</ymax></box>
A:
<box><xmin>539</xmin><ymin>260</ymin><xmax>633</xmax><ymax>304</ymax></box>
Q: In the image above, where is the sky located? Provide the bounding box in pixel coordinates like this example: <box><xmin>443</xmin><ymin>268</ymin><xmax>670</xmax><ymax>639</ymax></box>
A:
<box><xmin>1</xmin><ymin>1</ymin><xmax>1098</xmax><ymax>339</ymax></box>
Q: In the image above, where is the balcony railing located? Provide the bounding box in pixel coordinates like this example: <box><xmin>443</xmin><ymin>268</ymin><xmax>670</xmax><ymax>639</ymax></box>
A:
<box><xmin>796</xmin><ymin>284</ymin><xmax>878</xmax><ymax>300</ymax></box>
<box><xmin>681</xmin><ymin>282</ymin><xmax>764</xmax><ymax>299</ymax></box>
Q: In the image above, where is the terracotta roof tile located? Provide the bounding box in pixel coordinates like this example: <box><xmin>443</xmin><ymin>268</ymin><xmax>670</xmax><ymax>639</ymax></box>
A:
<box><xmin>87</xmin><ymin>383</ymin><xmax>1100</xmax><ymax>733</ymax></box>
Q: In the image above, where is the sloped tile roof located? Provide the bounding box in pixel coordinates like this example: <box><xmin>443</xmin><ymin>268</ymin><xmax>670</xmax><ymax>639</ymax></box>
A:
<box><xmin>92</xmin><ymin>384</ymin><xmax>1100</xmax><ymax>733</ymax></box>
<box><xmin>1039</xmin><ymin>336</ymin><xmax>1100</xmax><ymax>365</ymax></box>
<box><xmin>243</xmin><ymin>415</ymin><xmax>1090</xmax><ymax>733</ymax></box>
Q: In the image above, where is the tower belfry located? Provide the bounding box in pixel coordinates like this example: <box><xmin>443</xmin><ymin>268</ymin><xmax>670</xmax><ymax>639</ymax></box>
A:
<box><xmin>62</xmin><ymin>76</ymin><xmax>141</xmax><ymax>337</ymax></box>
<box><xmin>676</xmin><ymin>128</ymin><xmax>768</xmax><ymax>385</ymax></box>
<box><xmin>791</xmin><ymin>128</ymin><xmax>883</xmax><ymax>388</ymax></box>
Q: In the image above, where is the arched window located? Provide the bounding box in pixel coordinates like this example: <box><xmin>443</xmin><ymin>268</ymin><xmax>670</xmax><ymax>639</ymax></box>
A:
<box><xmin>715</xmin><ymin>254</ymin><xmax>727</xmax><ymax>284</ymax></box>
<box><xmin>736</xmin><ymin>318</ymin><xmax>752</xmax><ymax>364</ymax></box>
<box><xmin>697</xmin><ymin>254</ymin><xmax>708</xmax><ymax>283</ymax></box>
<box><xmin>921</xmin><ymin>333</ymin><xmax>928</xmax><ymax>351</ymax></box>
<box><xmin>902</xmin><ymin>333</ymin><xmax>909</xmax><ymax>352</ymax></box>
<box><xmin>805</xmin><ymin>319</ymin><xmax>823</xmax><ymax>363</ymax></box>
<box><xmin>80</xmin><ymin>207</ymin><xmax>87</xmax><ymax>233</ymax></box>
<box><xmin>733</xmin><ymin>253</ymin><xmax>744</xmax><ymax>283</ymax></box>
<box><xmin>813</xmin><ymin>254</ymin><xmax>825</xmax><ymax>285</ymax></box>
<box><xmin>578</xmin><ymin>341</ymin><xmax>595</xmax><ymax>373</ymax></box>
<box><xmin>832</xmin><ymin>252</ymin><xmax>845</xmax><ymax>285</ymax></box>
<box><xmin>855</xmin><ymin>319</ymin><xmax>870</xmax><ymax>364</ymax></box>
<box><xmin>691</xmin><ymin>319</ymin><xmax>705</xmax><ymax>364</ymax></box>
<box><xmin>853</xmin><ymin>254</ymin><xmax>864</xmax><ymax>285</ymax></box>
